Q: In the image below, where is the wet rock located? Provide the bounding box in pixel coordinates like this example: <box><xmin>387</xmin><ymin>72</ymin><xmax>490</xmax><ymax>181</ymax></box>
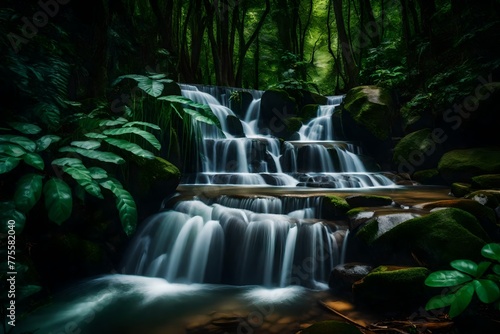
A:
<box><xmin>226</xmin><ymin>115</ymin><xmax>245</xmax><ymax>138</ymax></box>
<box><xmin>472</xmin><ymin>174</ymin><xmax>500</xmax><ymax>189</ymax></box>
<box><xmin>413</xmin><ymin>168</ymin><xmax>446</xmax><ymax>185</ymax></box>
<box><xmin>451</xmin><ymin>182</ymin><xmax>472</xmax><ymax>197</ymax></box>
<box><xmin>438</xmin><ymin>147</ymin><xmax>500</xmax><ymax>184</ymax></box>
<box><xmin>321</xmin><ymin>196</ymin><xmax>350</xmax><ymax>219</ymax></box>
<box><xmin>345</xmin><ymin>195</ymin><xmax>393</xmax><ymax>207</ymax></box>
<box><xmin>356</xmin><ymin>213</ymin><xmax>421</xmax><ymax>244</ymax></box>
<box><xmin>465</xmin><ymin>190</ymin><xmax>500</xmax><ymax>210</ymax></box>
<box><xmin>260</xmin><ymin>89</ymin><xmax>297</xmax><ymax>138</ymax></box>
<box><xmin>328</xmin><ymin>263</ymin><xmax>373</xmax><ymax>293</ymax></box>
<box><xmin>352</xmin><ymin>266</ymin><xmax>430</xmax><ymax>309</ymax></box>
<box><xmin>347</xmin><ymin>208</ymin><xmax>375</xmax><ymax>230</ymax></box>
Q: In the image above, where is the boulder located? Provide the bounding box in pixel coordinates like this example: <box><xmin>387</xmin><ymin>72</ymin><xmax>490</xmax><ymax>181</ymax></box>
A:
<box><xmin>451</xmin><ymin>182</ymin><xmax>472</xmax><ymax>197</ymax></box>
<box><xmin>413</xmin><ymin>168</ymin><xmax>446</xmax><ymax>185</ymax></box>
<box><xmin>356</xmin><ymin>213</ymin><xmax>421</xmax><ymax>244</ymax></box>
<box><xmin>328</xmin><ymin>263</ymin><xmax>373</xmax><ymax>293</ymax></box>
<box><xmin>345</xmin><ymin>195</ymin><xmax>393</xmax><ymax>207</ymax></box>
<box><xmin>225</xmin><ymin>115</ymin><xmax>245</xmax><ymax>138</ymax></box>
<box><xmin>393</xmin><ymin>129</ymin><xmax>445</xmax><ymax>174</ymax></box>
<box><xmin>465</xmin><ymin>190</ymin><xmax>500</xmax><ymax>209</ymax></box>
<box><xmin>358</xmin><ymin>208</ymin><xmax>489</xmax><ymax>269</ymax></box>
<box><xmin>321</xmin><ymin>195</ymin><xmax>350</xmax><ymax>219</ymax></box>
<box><xmin>438</xmin><ymin>147</ymin><xmax>500</xmax><ymax>184</ymax></box>
<box><xmin>340</xmin><ymin>86</ymin><xmax>395</xmax><ymax>167</ymax></box>
<box><xmin>352</xmin><ymin>266</ymin><xmax>430</xmax><ymax>309</ymax></box>
<box><xmin>260</xmin><ymin>89</ymin><xmax>297</xmax><ymax>138</ymax></box>
<box><xmin>472</xmin><ymin>174</ymin><xmax>500</xmax><ymax>189</ymax></box>
<box><xmin>229</xmin><ymin>91</ymin><xmax>253</xmax><ymax>119</ymax></box>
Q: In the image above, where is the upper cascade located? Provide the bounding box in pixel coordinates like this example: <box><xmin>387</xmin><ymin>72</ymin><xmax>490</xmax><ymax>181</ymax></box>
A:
<box><xmin>180</xmin><ymin>85</ymin><xmax>394</xmax><ymax>188</ymax></box>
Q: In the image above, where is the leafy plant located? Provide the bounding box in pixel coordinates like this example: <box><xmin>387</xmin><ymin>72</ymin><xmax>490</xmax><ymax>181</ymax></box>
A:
<box><xmin>425</xmin><ymin>243</ymin><xmax>500</xmax><ymax>318</ymax></box>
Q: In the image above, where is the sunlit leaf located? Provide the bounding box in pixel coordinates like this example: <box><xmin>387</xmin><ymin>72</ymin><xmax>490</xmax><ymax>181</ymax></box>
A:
<box><xmin>482</xmin><ymin>244</ymin><xmax>500</xmax><ymax>262</ymax></box>
<box><xmin>102</xmin><ymin>127</ymin><xmax>161</xmax><ymax>150</ymax></box>
<box><xmin>451</xmin><ymin>259</ymin><xmax>478</xmax><ymax>276</ymax></box>
<box><xmin>0</xmin><ymin>143</ymin><xmax>26</xmax><ymax>157</ymax></box>
<box><xmin>123</xmin><ymin>121</ymin><xmax>161</xmax><ymax>130</ymax></box>
<box><xmin>63</xmin><ymin>166</ymin><xmax>103</xmax><ymax>199</ymax></box>
<box><xmin>449</xmin><ymin>282</ymin><xmax>474</xmax><ymax>318</ymax></box>
<box><xmin>59</xmin><ymin>147</ymin><xmax>125</xmax><ymax>164</ymax></box>
<box><xmin>84</xmin><ymin>132</ymin><xmax>108</xmax><ymax>139</ymax></box>
<box><xmin>104</xmin><ymin>138</ymin><xmax>155</xmax><ymax>159</ymax></box>
<box><xmin>14</xmin><ymin>174</ymin><xmax>43</xmax><ymax>212</ymax></box>
<box><xmin>99</xmin><ymin>118</ymin><xmax>128</xmax><ymax>127</ymax></box>
<box><xmin>51</xmin><ymin>158</ymin><xmax>84</xmax><ymax>167</ymax></box>
<box><xmin>474</xmin><ymin>279</ymin><xmax>500</xmax><ymax>303</ymax></box>
<box><xmin>71</xmin><ymin>140</ymin><xmax>101</xmax><ymax>150</ymax></box>
<box><xmin>88</xmin><ymin>167</ymin><xmax>108</xmax><ymax>180</ymax></box>
<box><xmin>425</xmin><ymin>271</ymin><xmax>472</xmax><ymax>287</ymax></box>
<box><xmin>44</xmin><ymin>178</ymin><xmax>72</xmax><ymax>225</ymax></box>
<box><xmin>23</xmin><ymin>153</ymin><xmax>44</xmax><ymax>170</ymax></box>
<box><xmin>0</xmin><ymin>135</ymin><xmax>36</xmax><ymax>152</ymax></box>
<box><xmin>99</xmin><ymin>178</ymin><xmax>137</xmax><ymax>236</ymax></box>
<box><xmin>113</xmin><ymin>74</ymin><xmax>164</xmax><ymax>97</ymax></box>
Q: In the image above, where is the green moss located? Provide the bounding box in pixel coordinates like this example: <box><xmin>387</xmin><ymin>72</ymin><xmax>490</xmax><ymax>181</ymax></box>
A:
<box><xmin>327</xmin><ymin>195</ymin><xmax>350</xmax><ymax>211</ymax></box>
<box><xmin>299</xmin><ymin>104</ymin><xmax>319</xmax><ymax>120</ymax></box>
<box><xmin>451</xmin><ymin>182</ymin><xmax>472</xmax><ymax>197</ymax></box>
<box><xmin>321</xmin><ymin>195</ymin><xmax>350</xmax><ymax>219</ymax></box>
<box><xmin>465</xmin><ymin>190</ymin><xmax>500</xmax><ymax>209</ymax></box>
<box><xmin>284</xmin><ymin>117</ymin><xmax>303</xmax><ymax>133</ymax></box>
<box><xmin>345</xmin><ymin>194</ymin><xmax>392</xmax><ymax>207</ymax></box>
<box><xmin>393</xmin><ymin>129</ymin><xmax>432</xmax><ymax>162</ymax></box>
<box><xmin>472</xmin><ymin>174</ymin><xmax>500</xmax><ymax>189</ymax></box>
<box><xmin>438</xmin><ymin>147</ymin><xmax>500</xmax><ymax>183</ymax></box>
<box><xmin>353</xmin><ymin>266</ymin><xmax>430</xmax><ymax>308</ymax></box>
<box><xmin>413</xmin><ymin>169</ymin><xmax>444</xmax><ymax>184</ymax></box>
<box><xmin>377</xmin><ymin>208</ymin><xmax>488</xmax><ymax>268</ymax></box>
<box><xmin>343</xmin><ymin>85</ymin><xmax>393</xmax><ymax>140</ymax></box>
<box><xmin>347</xmin><ymin>207</ymin><xmax>366</xmax><ymax>216</ymax></box>
<box><xmin>301</xmin><ymin>321</ymin><xmax>362</xmax><ymax>334</ymax></box>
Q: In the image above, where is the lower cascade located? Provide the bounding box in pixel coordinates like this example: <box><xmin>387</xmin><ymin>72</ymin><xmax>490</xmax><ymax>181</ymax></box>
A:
<box><xmin>122</xmin><ymin>198</ymin><xmax>347</xmax><ymax>288</ymax></box>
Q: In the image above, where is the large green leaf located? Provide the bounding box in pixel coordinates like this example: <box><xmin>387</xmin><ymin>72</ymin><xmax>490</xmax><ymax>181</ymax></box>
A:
<box><xmin>449</xmin><ymin>282</ymin><xmax>475</xmax><ymax>318</ymax></box>
<box><xmin>0</xmin><ymin>135</ymin><xmax>36</xmax><ymax>152</ymax></box>
<box><xmin>99</xmin><ymin>118</ymin><xmax>128</xmax><ymax>127</ymax></box>
<box><xmin>104</xmin><ymin>138</ymin><xmax>155</xmax><ymax>159</ymax></box>
<box><xmin>482</xmin><ymin>243</ymin><xmax>500</xmax><ymax>262</ymax></box>
<box><xmin>0</xmin><ymin>202</ymin><xmax>26</xmax><ymax>233</ymax></box>
<box><xmin>0</xmin><ymin>157</ymin><xmax>21</xmax><ymax>174</ymax></box>
<box><xmin>59</xmin><ymin>147</ymin><xmax>125</xmax><ymax>164</ymax></box>
<box><xmin>71</xmin><ymin>140</ymin><xmax>101</xmax><ymax>150</ymax></box>
<box><xmin>8</xmin><ymin>122</ymin><xmax>42</xmax><ymax>135</ymax></box>
<box><xmin>474</xmin><ymin>279</ymin><xmax>500</xmax><ymax>303</ymax></box>
<box><xmin>113</xmin><ymin>74</ymin><xmax>164</xmax><ymax>97</ymax></box>
<box><xmin>63</xmin><ymin>166</ymin><xmax>103</xmax><ymax>199</ymax></box>
<box><xmin>84</xmin><ymin>132</ymin><xmax>108</xmax><ymax>139</ymax></box>
<box><xmin>476</xmin><ymin>261</ymin><xmax>492</xmax><ymax>278</ymax></box>
<box><xmin>36</xmin><ymin>135</ymin><xmax>61</xmax><ymax>152</ymax></box>
<box><xmin>51</xmin><ymin>157</ymin><xmax>84</xmax><ymax>167</ymax></box>
<box><xmin>494</xmin><ymin>264</ymin><xmax>500</xmax><ymax>276</ymax></box>
<box><xmin>0</xmin><ymin>143</ymin><xmax>26</xmax><ymax>157</ymax></box>
<box><xmin>23</xmin><ymin>153</ymin><xmax>44</xmax><ymax>170</ymax></box>
<box><xmin>159</xmin><ymin>95</ymin><xmax>221</xmax><ymax>128</ymax></box>
<box><xmin>99</xmin><ymin>178</ymin><xmax>137</xmax><ymax>236</ymax></box>
<box><xmin>123</xmin><ymin>121</ymin><xmax>161</xmax><ymax>130</ymax></box>
<box><xmin>88</xmin><ymin>167</ymin><xmax>108</xmax><ymax>179</ymax></box>
<box><xmin>14</xmin><ymin>174</ymin><xmax>43</xmax><ymax>212</ymax></box>
<box><xmin>33</xmin><ymin>102</ymin><xmax>60</xmax><ymax>129</ymax></box>
<box><xmin>43</xmin><ymin>178</ymin><xmax>72</xmax><ymax>225</ymax></box>
<box><xmin>102</xmin><ymin>127</ymin><xmax>161</xmax><ymax>150</ymax></box>
<box><xmin>451</xmin><ymin>260</ymin><xmax>478</xmax><ymax>276</ymax></box>
<box><xmin>425</xmin><ymin>294</ymin><xmax>456</xmax><ymax>310</ymax></box>
<box><xmin>425</xmin><ymin>270</ymin><xmax>472</xmax><ymax>287</ymax></box>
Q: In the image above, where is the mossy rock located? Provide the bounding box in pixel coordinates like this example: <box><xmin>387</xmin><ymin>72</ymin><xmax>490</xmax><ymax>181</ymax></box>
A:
<box><xmin>301</xmin><ymin>320</ymin><xmax>362</xmax><ymax>334</ymax></box>
<box><xmin>418</xmin><ymin>199</ymin><xmax>497</xmax><ymax>238</ymax></box>
<box><xmin>285</xmin><ymin>89</ymin><xmax>327</xmax><ymax>110</ymax></box>
<box><xmin>283</xmin><ymin>117</ymin><xmax>303</xmax><ymax>134</ymax></box>
<box><xmin>356</xmin><ymin>213</ymin><xmax>421</xmax><ymax>244</ymax></box>
<box><xmin>345</xmin><ymin>195</ymin><xmax>393</xmax><ymax>207</ymax></box>
<box><xmin>438</xmin><ymin>147</ymin><xmax>500</xmax><ymax>184</ymax></box>
<box><xmin>472</xmin><ymin>174</ymin><xmax>500</xmax><ymax>189</ymax></box>
<box><xmin>465</xmin><ymin>190</ymin><xmax>500</xmax><ymax>210</ymax></box>
<box><xmin>451</xmin><ymin>182</ymin><xmax>472</xmax><ymax>197</ymax></box>
<box><xmin>299</xmin><ymin>104</ymin><xmax>319</xmax><ymax>121</ymax></box>
<box><xmin>373</xmin><ymin>208</ymin><xmax>489</xmax><ymax>268</ymax></box>
<box><xmin>260</xmin><ymin>89</ymin><xmax>297</xmax><ymax>137</ymax></box>
<box><xmin>226</xmin><ymin>115</ymin><xmax>245</xmax><ymax>138</ymax></box>
<box><xmin>341</xmin><ymin>85</ymin><xmax>394</xmax><ymax>140</ymax></box>
<box><xmin>352</xmin><ymin>266</ymin><xmax>430</xmax><ymax>309</ymax></box>
<box><xmin>413</xmin><ymin>169</ymin><xmax>446</xmax><ymax>185</ymax></box>
<box><xmin>321</xmin><ymin>195</ymin><xmax>350</xmax><ymax>219</ymax></box>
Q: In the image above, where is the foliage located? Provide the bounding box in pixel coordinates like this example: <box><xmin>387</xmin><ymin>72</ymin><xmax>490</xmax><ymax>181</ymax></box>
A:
<box><xmin>425</xmin><ymin>243</ymin><xmax>500</xmax><ymax>318</ymax></box>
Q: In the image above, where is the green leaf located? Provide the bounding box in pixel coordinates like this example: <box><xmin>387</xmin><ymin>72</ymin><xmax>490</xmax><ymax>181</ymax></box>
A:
<box><xmin>0</xmin><ymin>135</ymin><xmax>36</xmax><ymax>152</ymax></box>
<box><xmin>425</xmin><ymin>270</ymin><xmax>473</xmax><ymax>287</ymax></box>
<box><xmin>449</xmin><ymin>282</ymin><xmax>475</xmax><ymax>318</ymax></box>
<box><xmin>88</xmin><ymin>167</ymin><xmax>108</xmax><ymax>179</ymax></box>
<box><xmin>8</xmin><ymin>122</ymin><xmax>42</xmax><ymax>135</ymax></box>
<box><xmin>493</xmin><ymin>264</ymin><xmax>500</xmax><ymax>276</ymax></box>
<box><xmin>0</xmin><ymin>157</ymin><xmax>21</xmax><ymax>174</ymax></box>
<box><xmin>148</xmin><ymin>73</ymin><xmax>167</xmax><ymax>80</ymax></box>
<box><xmin>99</xmin><ymin>118</ymin><xmax>128</xmax><ymax>127</ymax></box>
<box><xmin>71</xmin><ymin>140</ymin><xmax>101</xmax><ymax>150</ymax></box>
<box><xmin>23</xmin><ymin>153</ymin><xmax>44</xmax><ymax>170</ymax></box>
<box><xmin>14</xmin><ymin>174</ymin><xmax>43</xmax><ymax>212</ymax></box>
<box><xmin>482</xmin><ymin>243</ymin><xmax>500</xmax><ymax>262</ymax></box>
<box><xmin>36</xmin><ymin>135</ymin><xmax>61</xmax><ymax>151</ymax></box>
<box><xmin>0</xmin><ymin>143</ymin><xmax>26</xmax><ymax>157</ymax></box>
<box><xmin>99</xmin><ymin>178</ymin><xmax>137</xmax><ymax>236</ymax></box>
<box><xmin>63</xmin><ymin>166</ymin><xmax>103</xmax><ymax>199</ymax></box>
<box><xmin>451</xmin><ymin>260</ymin><xmax>478</xmax><ymax>276</ymax></box>
<box><xmin>477</xmin><ymin>261</ymin><xmax>492</xmax><ymax>278</ymax></box>
<box><xmin>33</xmin><ymin>102</ymin><xmax>60</xmax><ymax>129</ymax></box>
<box><xmin>59</xmin><ymin>147</ymin><xmax>125</xmax><ymax>164</ymax></box>
<box><xmin>104</xmin><ymin>138</ymin><xmax>155</xmax><ymax>159</ymax></box>
<box><xmin>84</xmin><ymin>132</ymin><xmax>108</xmax><ymax>139</ymax></box>
<box><xmin>0</xmin><ymin>202</ymin><xmax>26</xmax><ymax>234</ymax></box>
<box><xmin>158</xmin><ymin>95</ymin><xmax>221</xmax><ymax>128</ymax></box>
<box><xmin>102</xmin><ymin>127</ymin><xmax>161</xmax><ymax>150</ymax></box>
<box><xmin>44</xmin><ymin>178</ymin><xmax>72</xmax><ymax>225</ymax></box>
<box><xmin>123</xmin><ymin>121</ymin><xmax>161</xmax><ymax>130</ymax></box>
<box><xmin>18</xmin><ymin>285</ymin><xmax>42</xmax><ymax>301</ymax></box>
<box><xmin>426</xmin><ymin>294</ymin><xmax>456</xmax><ymax>310</ymax></box>
<box><xmin>113</xmin><ymin>74</ymin><xmax>164</xmax><ymax>97</ymax></box>
<box><xmin>474</xmin><ymin>279</ymin><xmax>500</xmax><ymax>303</ymax></box>
<box><xmin>51</xmin><ymin>157</ymin><xmax>84</xmax><ymax>167</ymax></box>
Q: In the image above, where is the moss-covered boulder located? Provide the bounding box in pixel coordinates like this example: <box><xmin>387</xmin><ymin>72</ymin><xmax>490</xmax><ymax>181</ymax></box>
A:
<box><xmin>260</xmin><ymin>89</ymin><xmax>297</xmax><ymax>138</ymax></box>
<box><xmin>299</xmin><ymin>104</ymin><xmax>320</xmax><ymax>120</ymax></box>
<box><xmin>438</xmin><ymin>147</ymin><xmax>500</xmax><ymax>184</ymax></box>
<box><xmin>283</xmin><ymin>117</ymin><xmax>303</xmax><ymax>137</ymax></box>
<box><xmin>321</xmin><ymin>195</ymin><xmax>350</xmax><ymax>219</ymax></box>
<box><xmin>128</xmin><ymin>156</ymin><xmax>181</xmax><ymax>220</ymax></box>
<box><xmin>352</xmin><ymin>266</ymin><xmax>430</xmax><ymax>309</ymax></box>
<box><xmin>472</xmin><ymin>174</ymin><xmax>500</xmax><ymax>189</ymax></box>
<box><xmin>362</xmin><ymin>208</ymin><xmax>489</xmax><ymax>268</ymax></box>
<box><xmin>413</xmin><ymin>168</ymin><xmax>446</xmax><ymax>185</ymax></box>
<box><xmin>329</xmin><ymin>263</ymin><xmax>373</xmax><ymax>292</ymax></box>
<box><xmin>301</xmin><ymin>321</ymin><xmax>362</xmax><ymax>334</ymax></box>
<box><xmin>356</xmin><ymin>213</ymin><xmax>421</xmax><ymax>244</ymax></box>
<box><xmin>285</xmin><ymin>89</ymin><xmax>327</xmax><ymax>110</ymax></box>
<box><xmin>340</xmin><ymin>86</ymin><xmax>395</xmax><ymax>166</ymax></box>
<box><xmin>226</xmin><ymin>115</ymin><xmax>245</xmax><ymax>138</ymax></box>
<box><xmin>451</xmin><ymin>182</ymin><xmax>472</xmax><ymax>197</ymax></box>
<box><xmin>345</xmin><ymin>195</ymin><xmax>393</xmax><ymax>207</ymax></box>
<box><xmin>465</xmin><ymin>190</ymin><xmax>500</xmax><ymax>209</ymax></box>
